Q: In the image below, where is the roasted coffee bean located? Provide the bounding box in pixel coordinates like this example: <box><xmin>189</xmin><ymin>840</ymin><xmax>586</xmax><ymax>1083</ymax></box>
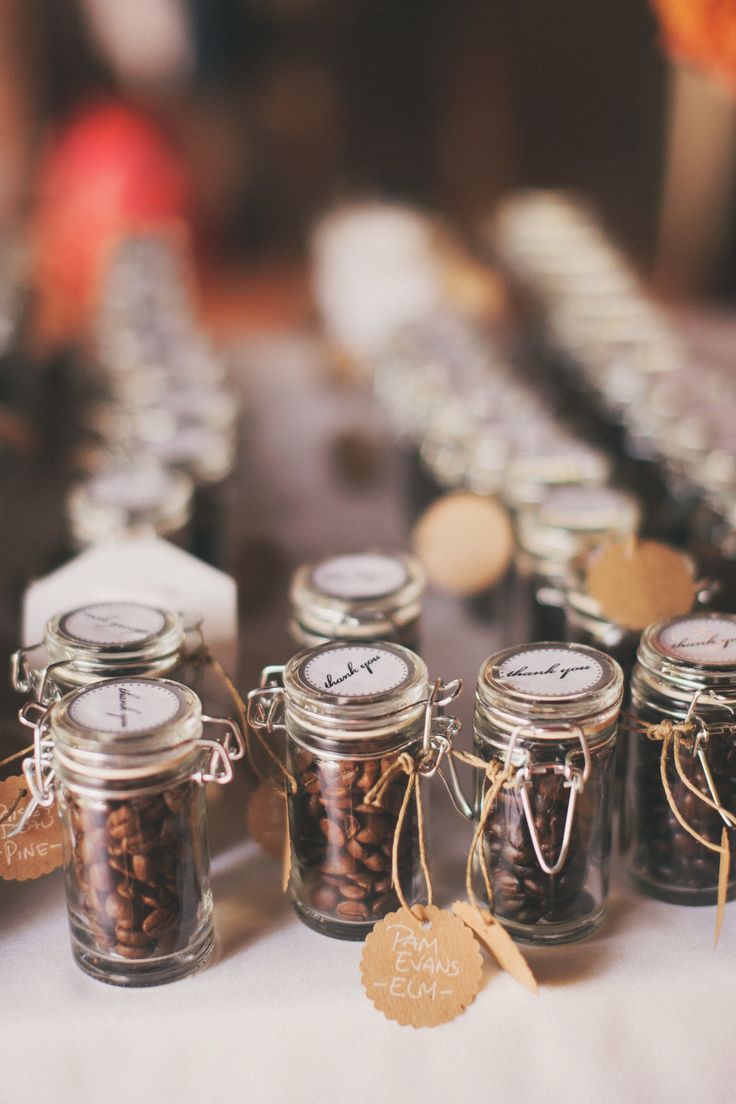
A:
<box><xmin>362</xmin><ymin>850</ymin><xmax>389</xmax><ymax>872</ymax></box>
<box><xmin>320</xmin><ymin>818</ymin><xmax>345</xmax><ymax>846</ymax></box>
<box><xmin>339</xmin><ymin>882</ymin><xmax>368</xmax><ymax>900</ymax></box>
<box><xmin>115</xmin><ymin>943</ymin><xmax>152</xmax><ymax>960</ymax></box>
<box><xmin>143</xmin><ymin>908</ymin><xmax>178</xmax><ymax>936</ymax></box>
<box><xmin>289</xmin><ymin>750</ymin><xmax>418</xmax><ymax>929</ymax></box>
<box><xmin>336</xmin><ymin>900</ymin><xmax>370</xmax><ymax>921</ymax></box>
<box><xmin>115</xmin><ymin>927</ymin><xmax>151</xmax><ymax>948</ymax></box>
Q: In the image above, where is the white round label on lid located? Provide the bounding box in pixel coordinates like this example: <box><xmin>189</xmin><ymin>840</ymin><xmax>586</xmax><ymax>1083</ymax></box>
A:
<box><xmin>311</xmin><ymin>554</ymin><xmax>409</xmax><ymax>600</ymax></box>
<box><xmin>303</xmin><ymin>645</ymin><xmax>411</xmax><ymax>697</ymax></box>
<box><xmin>89</xmin><ymin>467</ymin><xmax>171</xmax><ymax>511</ymax></box>
<box><xmin>658</xmin><ymin>617</ymin><xmax>736</xmax><ymax>664</ymax></box>
<box><xmin>497</xmin><ymin>647</ymin><xmax>606</xmax><ymax>696</ymax></box>
<box><xmin>60</xmin><ymin>603</ymin><xmax>167</xmax><ymax>646</ymax></box>
<box><xmin>68</xmin><ymin>681</ymin><xmax>181</xmax><ymax>733</ymax></box>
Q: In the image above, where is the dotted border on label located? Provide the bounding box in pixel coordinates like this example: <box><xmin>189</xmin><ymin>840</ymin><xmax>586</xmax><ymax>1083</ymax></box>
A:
<box><xmin>60</xmin><ymin>603</ymin><xmax>167</xmax><ymax>646</ymax></box>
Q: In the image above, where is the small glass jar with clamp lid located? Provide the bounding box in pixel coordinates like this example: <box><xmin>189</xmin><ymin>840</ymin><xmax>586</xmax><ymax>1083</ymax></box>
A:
<box><xmin>516</xmin><ymin>484</ymin><xmax>640</xmax><ymax>641</ymax></box>
<box><xmin>247</xmin><ymin>641</ymin><xmax>462</xmax><ymax>940</ymax></box>
<box><xmin>16</xmin><ymin>676</ymin><xmax>244</xmax><ymax>985</ymax></box>
<box><xmin>289</xmin><ymin>552</ymin><xmax>426</xmax><ymax>653</ymax></box>
<box><xmin>624</xmin><ymin>612</ymin><xmax>736</xmax><ymax>904</ymax></box>
<box><xmin>473</xmin><ymin>642</ymin><xmax>623</xmax><ymax>944</ymax></box>
<box><xmin>67</xmin><ymin>459</ymin><xmax>193</xmax><ymax>548</ymax></box>
<box><xmin>11</xmin><ymin>601</ymin><xmax>194</xmax><ymax>705</ymax></box>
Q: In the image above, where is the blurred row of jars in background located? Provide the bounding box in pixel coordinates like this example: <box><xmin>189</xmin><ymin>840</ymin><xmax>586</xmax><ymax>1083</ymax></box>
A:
<box><xmin>68</xmin><ymin>233</ymin><xmax>241</xmax><ymax>565</ymax></box>
<box><xmin>491</xmin><ymin>190</ymin><xmax>736</xmax><ymax>602</ymax></box>
<box><xmin>310</xmin><ymin>201</ymin><xmax>724</xmax><ymax>695</ymax></box>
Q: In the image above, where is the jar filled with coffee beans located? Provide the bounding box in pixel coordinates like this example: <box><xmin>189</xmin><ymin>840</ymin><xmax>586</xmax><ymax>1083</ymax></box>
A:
<box><xmin>289</xmin><ymin>552</ymin><xmax>426</xmax><ymax>652</ymax></box>
<box><xmin>516</xmin><ymin>485</ymin><xmax>640</xmax><ymax>641</ymax></box>
<box><xmin>11</xmin><ymin>601</ymin><xmax>195</xmax><ymax>705</ymax></box>
<box><xmin>473</xmin><ymin>642</ymin><xmax>623</xmax><ymax>944</ymax></box>
<box><xmin>624</xmin><ymin>612</ymin><xmax>736</xmax><ymax>904</ymax></box>
<box><xmin>19</xmin><ymin>676</ymin><xmax>243</xmax><ymax>985</ymax></box>
<box><xmin>248</xmin><ymin>641</ymin><xmax>461</xmax><ymax>940</ymax></box>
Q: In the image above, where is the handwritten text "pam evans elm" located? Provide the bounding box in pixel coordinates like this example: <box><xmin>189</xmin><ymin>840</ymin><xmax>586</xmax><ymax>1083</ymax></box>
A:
<box><xmin>372</xmin><ymin>923</ymin><xmax>461</xmax><ymax>1000</ymax></box>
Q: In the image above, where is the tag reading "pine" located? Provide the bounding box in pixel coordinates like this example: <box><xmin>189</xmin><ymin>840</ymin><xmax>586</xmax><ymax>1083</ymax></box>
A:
<box><xmin>0</xmin><ymin>776</ymin><xmax>63</xmax><ymax>881</ymax></box>
<box><xmin>360</xmin><ymin>904</ymin><xmax>482</xmax><ymax>1027</ymax></box>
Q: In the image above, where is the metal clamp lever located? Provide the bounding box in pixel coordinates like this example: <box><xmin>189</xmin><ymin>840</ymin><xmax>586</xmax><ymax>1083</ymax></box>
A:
<box><xmin>193</xmin><ymin>739</ymin><xmax>234</xmax><ymax>786</ymax></box>
<box><xmin>202</xmin><ymin>715</ymin><xmax>245</xmax><ymax>761</ymax></box>
<box><xmin>506</xmin><ymin>723</ymin><xmax>591</xmax><ymax>877</ymax></box>
<box><xmin>683</xmin><ymin>689</ymin><xmax>736</xmax><ymax>830</ymax></box>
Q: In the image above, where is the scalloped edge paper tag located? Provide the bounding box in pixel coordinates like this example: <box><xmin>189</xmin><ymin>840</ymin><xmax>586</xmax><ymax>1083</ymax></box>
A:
<box><xmin>360</xmin><ymin>904</ymin><xmax>482</xmax><ymax>1027</ymax></box>
<box><xmin>0</xmin><ymin>776</ymin><xmax>62</xmax><ymax>881</ymax></box>
<box><xmin>452</xmin><ymin>900</ymin><xmax>538</xmax><ymax>994</ymax></box>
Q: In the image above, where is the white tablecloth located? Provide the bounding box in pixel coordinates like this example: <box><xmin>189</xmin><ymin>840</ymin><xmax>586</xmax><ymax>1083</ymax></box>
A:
<box><xmin>2</xmin><ymin>331</ymin><xmax>734</xmax><ymax>1104</ymax></box>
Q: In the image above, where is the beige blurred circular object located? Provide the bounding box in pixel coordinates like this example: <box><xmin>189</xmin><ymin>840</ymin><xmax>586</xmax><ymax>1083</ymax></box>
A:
<box><xmin>412</xmin><ymin>492</ymin><xmax>514</xmax><ymax>595</ymax></box>
<box><xmin>586</xmin><ymin>539</ymin><xmax>696</xmax><ymax>631</ymax></box>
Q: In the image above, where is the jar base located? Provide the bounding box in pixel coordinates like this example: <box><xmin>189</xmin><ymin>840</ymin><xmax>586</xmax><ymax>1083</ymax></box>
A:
<box><xmin>292</xmin><ymin>899</ymin><xmax>374</xmax><ymax>941</ymax></box>
<box><xmin>623</xmin><ymin>866</ymin><xmax>736</xmax><ymax>907</ymax></box>
<box><xmin>70</xmin><ymin>920</ymin><xmax>215</xmax><ymax>987</ymax></box>
<box><xmin>493</xmin><ymin>904</ymin><xmax>606</xmax><ymax>946</ymax></box>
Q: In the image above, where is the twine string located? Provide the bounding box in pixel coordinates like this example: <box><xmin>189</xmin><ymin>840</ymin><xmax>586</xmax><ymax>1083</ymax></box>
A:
<box><xmin>647</xmin><ymin>718</ymin><xmax>732</xmax><ymax>944</ymax></box>
<box><xmin>199</xmin><ymin>651</ymin><xmax>297</xmax><ymax>794</ymax></box>
<box><xmin>365</xmin><ymin>752</ymin><xmax>432</xmax><ymax>921</ymax></box>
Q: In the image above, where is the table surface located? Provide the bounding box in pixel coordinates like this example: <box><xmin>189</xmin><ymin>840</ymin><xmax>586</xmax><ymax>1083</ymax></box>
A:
<box><xmin>2</xmin><ymin>326</ymin><xmax>735</xmax><ymax>1104</ymax></box>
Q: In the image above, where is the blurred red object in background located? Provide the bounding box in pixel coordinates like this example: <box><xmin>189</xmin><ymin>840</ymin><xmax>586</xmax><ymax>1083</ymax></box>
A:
<box><xmin>652</xmin><ymin>0</ymin><xmax>736</xmax><ymax>91</ymax></box>
<box><xmin>33</xmin><ymin>99</ymin><xmax>192</xmax><ymax>346</ymax></box>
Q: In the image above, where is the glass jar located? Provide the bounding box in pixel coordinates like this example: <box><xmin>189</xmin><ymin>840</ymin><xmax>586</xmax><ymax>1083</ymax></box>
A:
<box><xmin>289</xmin><ymin>552</ymin><xmax>426</xmax><ymax>653</ymax></box>
<box><xmin>67</xmin><ymin>459</ymin><xmax>193</xmax><ymax>548</ymax></box>
<box><xmin>247</xmin><ymin>641</ymin><xmax>461</xmax><ymax>940</ymax></box>
<box><xmin>11</xmin><ymin>602</ymin><xmax>190</xmax><ymax>704</ymax></box>
<box><xmin>624</xmin><ymin>612</ymin><xmax>736</xmax><ymax>904</ymax></box>
<box><xmin>516</xmin><ymin>485</ymin><xmax>640</xmax><ymax>641</ymax></box>
<box><xmin>19</xmin><ymin>676</ymin><xmax>244</xmax><ymax>985</ymax></box>
<box><xmin>473</xmin><ymin>641</ymin><xmax>623</xmax><ymax>944</ymax></box>
<box><xmin>502</xmin><ymin>442</ymin><xmax>611</xmax><ymax>514</ymax></box>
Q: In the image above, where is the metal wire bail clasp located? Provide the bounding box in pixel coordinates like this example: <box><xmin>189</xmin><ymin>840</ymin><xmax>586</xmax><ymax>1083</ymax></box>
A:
<box><xmin>683</xmin><ymin>688</ymin><xmax>736</xmax><ymax>829</ymax></box>
<box><xmin>418</xmin><ymin>677</ymin><xmax>474</xmax><ymax>819</ymax></box>
<box><xmin>246</xmin><ymin>665</ymin><xmax>286</xmax><ymax>734</ymax></box>
<box><xmin>7</xmin><ymin>701</ymin><xmax>56</xmax><ymax>839</ymax></box>
<box><xmin>506</xmin><ymin>722</ymin><xmax>592</xmax><ymax>877</ymax></box>
<box><xmin>201</xmin><ymin>715</ymin><xmax>246</xmax><ymax>762</ymax></box>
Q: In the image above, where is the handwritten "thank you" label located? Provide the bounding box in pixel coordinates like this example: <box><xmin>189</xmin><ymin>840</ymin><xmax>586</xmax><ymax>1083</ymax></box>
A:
<box><xmin>498</xmin><ymin>646</ymin><xmax>605</xmax><ymax>696</ymax></box>
<box><xmin>303</xmin><ymin>645</ymin><xmax>410</xmax><ymax>697</ymax></box>
<box><xmin>659</xmin><ymin>617</ymin><xmax>736</xmax><ymax>665</ymax></box>
<box><xmin>68</xmin><ymin>680</ymin><xmax>182</xmax><ymax>734</ymax></box>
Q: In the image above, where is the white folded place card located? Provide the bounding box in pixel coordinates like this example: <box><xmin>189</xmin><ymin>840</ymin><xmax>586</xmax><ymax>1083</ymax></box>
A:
<box><xmin>22</xmin><ymin>537</ymin><xmax>238</xmax><ymax>670</ymax></box>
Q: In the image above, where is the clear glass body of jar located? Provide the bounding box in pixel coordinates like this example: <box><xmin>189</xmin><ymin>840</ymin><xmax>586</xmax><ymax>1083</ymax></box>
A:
<box><xmin>248</xmin><ymin>641</ymin><xmax>461</xmax><ymax>941</ymax></box>
<box><xmin>516</xmin><ymin>485</ymin><xmax>641</xmax><ymax>642</ymax></box>
<box><xmin>624</xmin><ymin>612</ymin><xmax>736</xmax><ymax>905</ymax></box>
<box><xmin>289</xmin><ymin>552</ymin><xmax>426</xmax><ymax>653</ymax></box>
<box><xmin>11</xmin><ymin>601</ymin><xmax>189</xmax><ymax>705</ymax></box>
<box><xmin>474</xmin><ymin>641</ymin><xmax>623</xmax><ymax>944</ymax></box>
<box><xmin>67</xmin><ymin>459</ymin><xmax>193</xmax><ymax>548</ymax></box>
<box><xmin>25</xmin><ymin>676</ymin><xmax>243</xmax><ymax>985</ymax></box>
